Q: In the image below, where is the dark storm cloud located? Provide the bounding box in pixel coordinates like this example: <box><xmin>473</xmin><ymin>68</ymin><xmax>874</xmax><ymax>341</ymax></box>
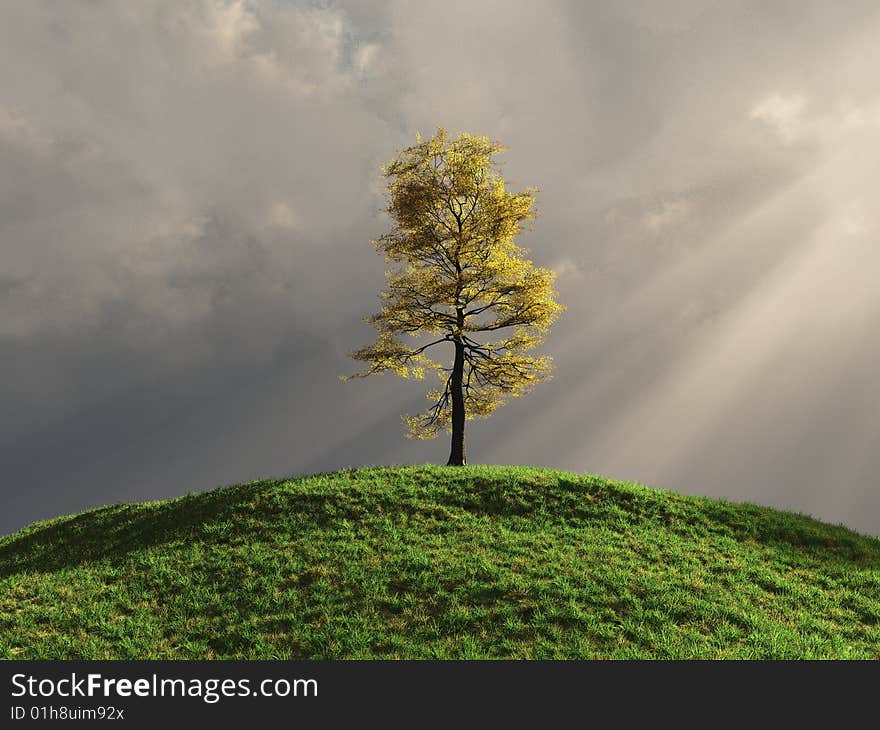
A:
<box><xmin>3</xmin><ymin>0</ymin><xmax>880</xmax><ymax>535</ymax></box>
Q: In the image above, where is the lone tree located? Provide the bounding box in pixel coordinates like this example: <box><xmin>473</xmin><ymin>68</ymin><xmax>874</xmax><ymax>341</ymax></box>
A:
<box><xmin>347</xmin><ymin>129</ymin><xmax>563</xmax><ymax>465</ymax></box>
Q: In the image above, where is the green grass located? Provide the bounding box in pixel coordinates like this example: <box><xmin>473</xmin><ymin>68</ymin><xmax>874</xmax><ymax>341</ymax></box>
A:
<box><xmin>1</xmin><ymin>465</ymin><xmax>879</xmax><ymax>659</ymax></box>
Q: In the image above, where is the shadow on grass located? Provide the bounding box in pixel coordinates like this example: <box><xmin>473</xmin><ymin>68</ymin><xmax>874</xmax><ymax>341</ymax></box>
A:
<box><xmin>0</xmin><ymin>481</ymin><xmax>280</xmax><ymax>577</ymax></box>
<box><xmin>432</xmin><ymin>475</ymin><xmax>880</xmax><ymax>567</ymax></box>
<box><xmin>695</xmin><ymin>499</ymin><xmax>880</xmax><ymax>566</ymax></box>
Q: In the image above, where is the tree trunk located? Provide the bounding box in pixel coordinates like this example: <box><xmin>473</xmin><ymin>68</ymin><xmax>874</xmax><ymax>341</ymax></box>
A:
<box><xmin>446</xmin><ymin>338</ymin><xmax>466</xmax><ymax>466</ymax></box>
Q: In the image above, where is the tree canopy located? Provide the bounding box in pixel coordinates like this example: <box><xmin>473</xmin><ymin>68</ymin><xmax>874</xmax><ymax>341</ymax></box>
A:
<box><xmin>347</xmin><ymin>128</ymin><xmax>563</xmax><ymax>464</ymax></box>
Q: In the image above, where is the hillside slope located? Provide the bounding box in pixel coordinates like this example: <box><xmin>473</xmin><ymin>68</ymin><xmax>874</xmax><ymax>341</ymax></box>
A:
<box><xmin>1</xmin><ymin>466</ymin><xmax>879</xmax><ymax>659</ymax></box>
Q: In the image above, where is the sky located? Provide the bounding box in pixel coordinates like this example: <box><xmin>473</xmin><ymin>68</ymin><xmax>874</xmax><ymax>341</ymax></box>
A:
<box><xmin>2</xmin><ymin>0</ymin><xmax>880</xmax><ymax>536</ymax></box>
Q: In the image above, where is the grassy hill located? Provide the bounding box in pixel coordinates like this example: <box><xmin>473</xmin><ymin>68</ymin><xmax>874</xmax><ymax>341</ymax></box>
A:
<box><xmin>1</xmin><ymin>465</ymin><xmax>879</xmax><ymax>659</ymax></box>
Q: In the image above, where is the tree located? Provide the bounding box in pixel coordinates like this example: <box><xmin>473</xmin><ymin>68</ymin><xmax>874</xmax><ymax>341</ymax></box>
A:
<box><xmin>347</xmin><ymin>129</ymin><xmax>563</xmax><ymax>466</ymax></box>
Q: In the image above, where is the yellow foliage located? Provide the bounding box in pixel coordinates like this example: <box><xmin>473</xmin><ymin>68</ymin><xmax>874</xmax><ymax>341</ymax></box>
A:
<box><xmin>348</xmin><ymin>129</ymin><xmax>564</xmax><ymax>438</ymax></box>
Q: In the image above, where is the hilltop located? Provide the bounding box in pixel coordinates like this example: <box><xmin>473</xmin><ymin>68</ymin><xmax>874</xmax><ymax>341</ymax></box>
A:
<box><xmin>1</xmin><ymin>466</ymin><xmax>878</xmax><ymax>659</ymax></box>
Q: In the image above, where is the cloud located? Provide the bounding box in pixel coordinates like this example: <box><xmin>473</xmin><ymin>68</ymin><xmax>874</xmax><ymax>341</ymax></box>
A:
<box><xmin>3</xmin><ymin>0</ymin><xmax>880</xmax><ymax>536</ymax></box>
<box><xmin>750</xmin><ymin>93</ymin><xmax>808</xmax><ymax>144</ymax></box>
<box><xmin>1</xmin><ymin>1</ymin><xmax>389</xmax><ymax>342</ymax></box>
<box><xmin>643</xmin><ymin>199</ymin><xmax>692</xmax><ymax>233</ymax></box>
<box><xmin>750</xmin><ymin>92</ymin><xmax>879</xmax><ymax>147</ymax></box>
